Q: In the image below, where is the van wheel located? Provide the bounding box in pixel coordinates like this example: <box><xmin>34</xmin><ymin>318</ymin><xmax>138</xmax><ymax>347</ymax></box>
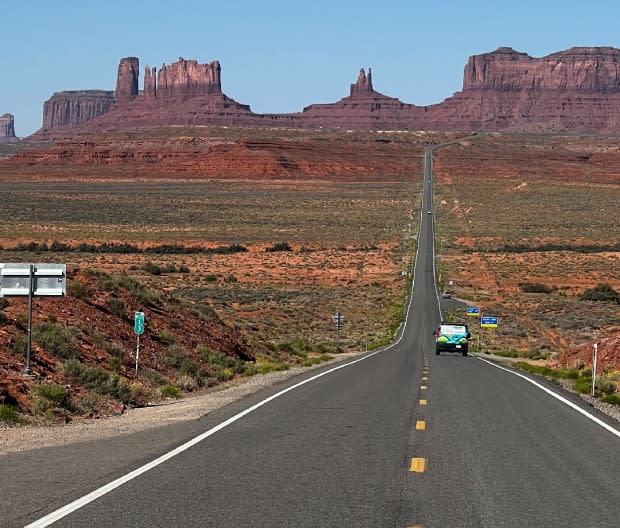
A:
<box><xmin>462</xmin><ymin>350</ymin><xmax>467</xmax><ymax>356</ymax></box>
<box><xmin>435</xmin><ymin>349</ymin><xmax>440</xmax><ymax>355</ymax></box>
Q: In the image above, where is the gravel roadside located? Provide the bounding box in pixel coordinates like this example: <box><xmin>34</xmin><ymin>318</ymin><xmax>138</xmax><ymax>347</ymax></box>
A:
<box><xmin>0</xmin><ymin>353</ymin><xmax>360</xmax><ymax>456</ymax></box>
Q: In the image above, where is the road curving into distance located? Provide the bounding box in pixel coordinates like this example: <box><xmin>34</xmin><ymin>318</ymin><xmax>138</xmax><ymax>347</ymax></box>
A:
<box><xmin>3</xmin><ymin>145</ymin><xmax>619</xmax><ymax>527</ymax></box>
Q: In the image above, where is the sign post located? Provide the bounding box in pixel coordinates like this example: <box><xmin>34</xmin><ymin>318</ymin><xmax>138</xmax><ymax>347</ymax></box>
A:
<box><xmin>0</xmin><ymin>263</ymin><xmax>66</xmax><ymax>374</ymax></box>
<box><xmin>134</xmin><ymin>311</ymin><xmax>145</xmax><ymax>376</ymax></box>
<box><xmin>592</xmin><ymin>343</ymin><xmax>598</xmax><ymax>396</ymax></box>
<box><xmin>480</xmin><ymin>316</ymin><xmax>499</xmax><ymax>353</ymax></box>
<box><xmin>332</xmin><ymin>311</ymin><xmax>345</xmax><ymax>344</ymax></box>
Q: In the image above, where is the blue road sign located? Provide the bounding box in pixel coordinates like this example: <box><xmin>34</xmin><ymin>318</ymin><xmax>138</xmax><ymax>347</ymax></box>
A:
<box><xmin>480</xmin><ymin>316</ymin><xmax>499</xmax><ymax>328</ymax></box>
<box><xmin>466</xmin><ymin>306</ymin><xmax>480</xmax><ymax>316</ymax></box>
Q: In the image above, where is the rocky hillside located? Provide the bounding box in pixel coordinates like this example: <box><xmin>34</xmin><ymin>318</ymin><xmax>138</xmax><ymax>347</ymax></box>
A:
<box><xmin>0</xmin><ymin>268</ymin><xmax>261</xmax><ymax>423</ymax></box>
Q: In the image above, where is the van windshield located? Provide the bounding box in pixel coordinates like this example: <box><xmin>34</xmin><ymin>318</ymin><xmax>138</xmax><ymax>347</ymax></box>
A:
<box><xmin>440</xmin><ymin>325</ymin><xmax>467</xmax><ymax>336</ymax></box>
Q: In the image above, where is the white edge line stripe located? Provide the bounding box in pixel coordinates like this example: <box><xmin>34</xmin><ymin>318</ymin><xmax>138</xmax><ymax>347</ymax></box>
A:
<box><xmin>26</xmin><ymin>166</ymin><xmax>426</xmax><ymax>528</ymax></box>
<box><xmin>475</xmin><ymin>356</ymin><xmax>620</xmax><ymax>439</ymax></box>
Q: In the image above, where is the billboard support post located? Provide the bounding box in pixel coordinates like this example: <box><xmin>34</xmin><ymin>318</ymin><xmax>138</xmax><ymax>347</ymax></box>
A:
<box><xmin>25</xmin><ymin>264</ymin><xmax>34</xmax><ymax>374</ymax></box>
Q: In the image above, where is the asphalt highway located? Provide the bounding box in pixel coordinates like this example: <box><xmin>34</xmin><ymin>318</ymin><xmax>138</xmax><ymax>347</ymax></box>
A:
<box><xmin>3</xmin><ymin>146</ymin><xmax>619</xmax><ymax>527</ymax></box>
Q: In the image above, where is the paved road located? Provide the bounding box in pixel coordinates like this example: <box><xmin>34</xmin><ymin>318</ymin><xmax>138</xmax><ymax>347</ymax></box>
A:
<box><xmin>3</xmin><ymin>146</ymin><xmax>619</xmax><ymax>527</ymax></box>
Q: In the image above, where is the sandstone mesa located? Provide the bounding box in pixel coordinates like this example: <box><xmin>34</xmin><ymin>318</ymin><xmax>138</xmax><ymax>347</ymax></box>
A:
<box><xmin>0</xmin><ymin>113</ymin><xmax>18</xmax><ymax>142</ymax></box>
<box><xmin>31</xmin><ymin>46</ymin><xmax>620</xmax><ymax>138</ymax></box>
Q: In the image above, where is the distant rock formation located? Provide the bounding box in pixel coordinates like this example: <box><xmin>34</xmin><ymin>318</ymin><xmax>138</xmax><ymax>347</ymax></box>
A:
<box><xmin>42</xmin><ymin>90</ymin><xmax>115</xmax><ymax>129</ymax></box>
<box><xmin>0</xmin><ymin>113</ymin><xmax>18</xmax><ymax>142</ymax></box>
<box><xmin>32</xmin><ymin>46</ymin><xmax>620</xmax><ymax>137</ymax></box>
<box><xmin>115</xmin><ymin>57</ymin><xmax>139</xmax><ymax>103</ymax></box>
<box><xmin>301</xmin><ymin>68</ymin><xmax>417</xmax><ymax>129</ymax></box>
<box><xmin>350</xmin><ymin>68</ymin><xmax>373</xmax><ymax>95</ymax></box>
<box><xmin>463</xmin><ymin>47</ymin><xmax>620</xmax><ymax>92</ymax></box>
<box><xmin>155</xmin><ymin>57</ymin><xmax>222</xmax><ymax>98</ymax></box>
<box><xmin>144</xmin><ymin>65</ymin><xmax>157</xmax><ymax>100</ymax></box>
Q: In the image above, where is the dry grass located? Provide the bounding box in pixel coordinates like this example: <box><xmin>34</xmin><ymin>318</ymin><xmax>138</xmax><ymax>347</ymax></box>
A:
<box><xmin>433</xmin><ymin>137</ymin><xmax>620</xmax><ymax>360</ymax></box>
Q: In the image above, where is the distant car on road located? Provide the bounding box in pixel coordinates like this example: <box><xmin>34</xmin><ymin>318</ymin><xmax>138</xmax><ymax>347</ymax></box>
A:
<box><xmin>427</xmin><ymin>210</ymin><xmax>432</xmax><ymax>214</ymax></box>
<box><xmin>434</xmin><ymin>323</ymin><xmax>471</xmax><ymax>356</ymax></box>
<box><xmin>442</xmin><ymin>291</ymin><xmax>451</xmax><ymax>299</ymax></box>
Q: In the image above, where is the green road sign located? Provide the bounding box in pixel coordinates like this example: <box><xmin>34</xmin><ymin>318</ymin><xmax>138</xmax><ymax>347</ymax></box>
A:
<box><xmin>134</xmin><ymin>311</ymin><xmax>145</xmax><ymax>334</ymax></box>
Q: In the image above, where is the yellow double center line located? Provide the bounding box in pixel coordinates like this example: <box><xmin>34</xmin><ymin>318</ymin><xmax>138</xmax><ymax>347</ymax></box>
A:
<box><xmin>411</xmin><ymin>365</ymin><xmax>429</xmax><ymax>473</ymax></box>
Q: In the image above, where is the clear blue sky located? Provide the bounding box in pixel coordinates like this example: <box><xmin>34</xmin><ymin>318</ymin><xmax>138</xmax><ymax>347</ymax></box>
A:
<box><xmin>2</xmin><ymin>0</ymin><xmax>620</xmax><ymax>137</ymax></box>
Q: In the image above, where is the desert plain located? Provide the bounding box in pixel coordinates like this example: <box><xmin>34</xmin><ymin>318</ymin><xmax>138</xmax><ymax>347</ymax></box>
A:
<box><xmin>0</xmin><ymin>127</ymin><xmax>618</xmax><ymax>423</ymax></box>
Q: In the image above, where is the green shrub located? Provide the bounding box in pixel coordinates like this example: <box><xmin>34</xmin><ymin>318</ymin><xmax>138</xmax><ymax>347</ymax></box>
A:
<box><xmin>297</xmin><ymin>354</ymin><xmax>333</xmax><ymax>367</ymax></box>
<box><xmin>157</xmin><ymin>329</ymin><xmax>175</xmax><ymax>344</ymax></box>
<box><xmin>214</xmin><ymin>366</ymin><xmax>234</xmax><ymax>381</ymax></box>
<box><xmin>31</xmin><ymin>383</ymin><xmax>72</xmax><ymax>414</ymax></box>
<box><xmin>494</xmin><ymin>349</ymin><xmax>520</xmax><ymax>358</ymax></box>
<box><xmin>195</xmin><ymin>303</ymin><xmax>220</xmax><ymax>322</ymax></box>
<box><xmin>266</xmin><ymin>241</ymin><xmax>293</xmax><ymax>252</ymax></box>
<box><xmin>205</xmin><ymin>274</ymin><xmax>218</xmax><ymax>282</ymax></box>
<box><xmin>316</xmin><ymin>342</ymin><xmax>343</xmax><ymax>354</ymax></box>
<box><xmin>143</xmin><ymin>261</ymin><xmax>162</xmax><ymax>275</ymax></box>
<box><xmin>108</xmin><ymin>356</ymin><xmax>123</xmax><ymax>373</ymax></box>
<box><xmin>580</xmin><ymin>283</ymin><xmax>620</xmax><ymax>303</ymax></box>
<box><xmin>573</xmin><ymin>377</ymin><xmax>592</xmax><ymax>394</ymax></box>
<box><xmin>0</xmin><ymin>404</ymin><xmax>24</xmax><ymax>425</ymax></box>
<box><xmin>142</xmin><ymin>368</ymin><xmax>167</xmax><ymax>386</ymax></box>
<box><xmin>195</xmin><ymin>345</ymin><xmax>245</xmax><ymax>375</ymax></box>
<box><xmin>255</xmin><ymin>358</ymin><xmax>290</xmax><ymax>374</ymax></box>
<box><xmin>277</xmin><ymin>337</ymin><xmax>314</xmax><ymax>356</ymax></box>
<box><xmin>519</xmin><ymin>282</ymin><xmax>553</xmax><ymax>294</ymax></box>
<box><xmin>601</xmin><ymin>393</ymin><xmax>620</xmax><ymax>405</ymax></box>
<box><xmin>224</xmin><ymin>274</ymin><xmax>238</xmax><ymax>283</ymax></box>
<box><xmin>515</xmin><ymin>362</ymin><xmax>582</xmax><ymax>380</ymax></box>
<box><xmin>104</xmin><ymin>341</ymin><xmax>127</xmax><ymax>360</ymax></box>
<box><xmin>160</xmin><ymin>384</ymin><xmax>181</xmax><ymax>398</ymax></box>
<box><xmin>571</xmin><ymin>374</ymin><xmax>614</xmax><ymax>395</ymax></box>
<box><xmin>176</xmin><ymin>374</ymin><xmax>198</xmax><ymax>391</ymax></box>
<box><xmin>594</xmin><ymin>377</ymin><xmax>616</xmax><ymax>395</ymax></box>
<box><xmin>67</xmin><ymin>280</ymin><xmax>94</xmax><ymax>300</ymax></box>
<box><xmin>106</xmin><ymin>296</ymin><xmax>126</xmax><ymax>317</ymax></box>
<box><xmin>112</xmin><ymin>274</ymin><xmax>161</xmax><ymax>307</ymax></box>
<box><xmin>33</xmin><ymin>322</ymin><xmax>79</xmax><ymax>360</ymax></box>
<box><xmin>62</xmin><ymin>359</ymin><xmax>135</xmax><ymax>404</ymax></box>
<box><xmin>162</xmin><ymin>345</ymin><xmax>202</xmax><ymax>377</ymax></box>
<box><xmin>11</xmin><ymin>335</ymin><xmax>27</xmax><ymax>357</ymax></box>
<box><xmin>77</xmin><ymin>393</ymin><xmax>100</xmax><ymax>414</ymax></box>
<box><xmin>0</xmin><ymin>298</ymin><xmax>9</xmax><ymax>310</ymax></box>
<box><xmin>243</xmin><ymin>363</ymin><xmax>259</xmax><ymax>376</ymax></box>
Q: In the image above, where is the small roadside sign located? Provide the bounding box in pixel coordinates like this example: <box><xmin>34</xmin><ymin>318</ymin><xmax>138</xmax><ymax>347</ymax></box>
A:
<box><xmin>332</xmin><ymin>311</ymin><xmax>345</xmax><ymax>341</ymax></box>
<box><xmin>466</xmin><ymin>306</ymin><xmax>480</xmax><ymax>317</ymax></box>
<box><xmin>480</xmin><ymin>316</ymin><xmax>499</xmax><ymax>328</ymax></box>
<box><xmin>333</xmin><ymin>312</ymin><xmax>345</xmax><ymax>328</ymax></box>
<box><xmin>134</xmin><ymin>311</ymin><xmax>145</xmax><ymax>335</ymax></box>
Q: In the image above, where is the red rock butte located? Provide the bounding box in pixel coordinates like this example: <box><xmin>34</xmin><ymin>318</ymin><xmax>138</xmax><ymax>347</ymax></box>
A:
<box><xmin>32</xmin><ymin>47</ymin><xmax>620</xmax><ymax>138</ymax></box>
<box><xmin>0</xmin><ymin>113</ymin><xmax>18</xmax><ymax>142</ymax></box>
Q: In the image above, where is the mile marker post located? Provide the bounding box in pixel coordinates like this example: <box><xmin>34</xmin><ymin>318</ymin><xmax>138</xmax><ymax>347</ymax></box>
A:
<box><xmin>592</xmin><ymin>343</ymin><xmax>598</xmax><ymax>396</ymax></box>
<box><xmin>134</xmin><ymin>311</ymin><xmax>145</xmax><ymax>376</ymax></box>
